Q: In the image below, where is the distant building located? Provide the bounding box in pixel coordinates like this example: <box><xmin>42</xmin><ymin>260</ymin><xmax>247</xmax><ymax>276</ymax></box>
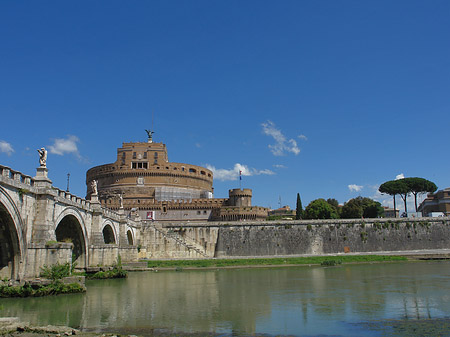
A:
<box><xmin>86</xmin><ymin>133</ymin><xmax>268</xmax><ymax>221</ymax></box>
<box><xmin>268</xmin><ymin>205</ymin><xmax>296</xmax><ymax>219</ymax></box>
<box><xmin>383</xmin><ymin>207</ymin><xmax>399</xmax><ymax>218</ymax></box>
<box><xmin>418</xmin><ymin>188</ymin><xmax>450</xmax><ymax>216</ymax></box>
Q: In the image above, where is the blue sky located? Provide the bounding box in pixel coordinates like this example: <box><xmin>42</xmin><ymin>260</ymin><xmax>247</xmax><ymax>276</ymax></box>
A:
<box><xmin>1</xmin><ymin>1</ymin><xmax>449</xmax><ymax>211</ymax></box>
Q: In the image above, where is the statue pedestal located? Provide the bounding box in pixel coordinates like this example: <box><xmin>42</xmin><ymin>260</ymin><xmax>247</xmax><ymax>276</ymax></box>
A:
<box><xmin>34</xmin><ymin>167</ymin><xmax>52</xmax><ymax>188</ymax></box>
<box><xmin>90</xmin><ymin>194</ymin><xmax>99</xmax><ymax>203</ymax></box>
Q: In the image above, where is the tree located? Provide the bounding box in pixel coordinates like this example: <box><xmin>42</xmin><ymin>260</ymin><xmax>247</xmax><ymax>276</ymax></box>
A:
<box><xmin>379</xmin><ymin>177</ymin><xmax>437</xmax><ymax>215</ymax></box>
<box><xmin>326</xmin><ymin>198</ymin><xmax>340</xmax><ymax>217</ymax></box>
<box><xmin>295</xmin><ymin>193</ymin><xmax>303</xmax><ymax>220</ymax></box>
<box><xmin>379</xmin><ymin>179</ymin><xmax>409</xmax><ymax>216</ymax></box>
<box><xmin>340</xmin><ymin>199</ymin><xmax>362</xmax><ymax>219</ymax></box>
<box><xmin>341</xmin><ymin>197</ymin><xmax>384</xmax><ymax>219</ymax></box>
<box><xmin>304</xmin><ymin>199</ymin><xmax>339</xmax><ymax>220</ymax></box>
<box><xmin>403</xmin><ymin>177</ymin><xmax>437</xmax><ymax>212</ymax></box>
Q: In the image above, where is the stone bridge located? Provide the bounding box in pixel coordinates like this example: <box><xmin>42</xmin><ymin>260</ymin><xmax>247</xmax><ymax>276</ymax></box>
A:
<box><xmin>0</xmin><ymin>165</ymin><xmax>140</xmax><ymax>281</ymax></box>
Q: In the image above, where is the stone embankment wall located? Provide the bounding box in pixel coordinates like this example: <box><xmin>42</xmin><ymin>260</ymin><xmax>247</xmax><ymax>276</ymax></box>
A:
<box><xmin>143</xmin><ymin>218</ymin><xmax>450</xmax><ymax>258</ymax></box>
<box><xmin>214</xmin><ymin>218</ymin><xmax>450</xmax><ymax>257</ymax></box>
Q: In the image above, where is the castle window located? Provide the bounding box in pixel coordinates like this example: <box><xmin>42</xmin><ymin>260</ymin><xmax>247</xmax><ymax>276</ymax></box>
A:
<box><xmin>181</xmin><ymin>167</ymin><xmax>185</xmax><ymax>171</ymax></box>
<box><xmin>154</xmin><ymin>152</ymin><xmax>158</xmax><ymax>158</ymax></box>
<box><xmin>189</xmin><ymin>168</ymin><xmax>196</xmax><ymax>173</ymax></box>
<box><xmin>132</xmin><ymin>162</ymin><xmax>148</xmax><ymax>169</ymax></box>
<box><xmin>200</xmin><ymin>171</ymin><xmax>206</xmax><ymax>175</ymax></box>
<box><xmin>162</xmin><ymin>206</ymin><xmax>167</xmax><ymax>213</ymax></box>
<box><xmin>133</xmin><ymin>152</ymin><xmax>136</xmax><ymax>159</ymax></box>
<box><xmin>154</xmin><ymin>159</ymin><xmax>158</xmax><ymax>164</ymax></box>
<box><xmin>143</xmin><ymin>152</ymin><xmax>147</xmax><ymax>159</ymax></box>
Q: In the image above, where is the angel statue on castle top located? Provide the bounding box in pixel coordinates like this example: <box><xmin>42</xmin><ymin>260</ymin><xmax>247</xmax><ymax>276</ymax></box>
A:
<box><xmin>145</xmin><ymin>129</ymin><xmax>155</xmax><ymax>143</ymax></box>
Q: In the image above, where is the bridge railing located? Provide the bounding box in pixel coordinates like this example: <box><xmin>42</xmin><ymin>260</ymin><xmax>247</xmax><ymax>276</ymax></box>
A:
<box><xmin>51</xmin><ymin>186</ymin><xmax>92</xmax><ymax>209</ymax></box>
<box><xmin>0</xmin><ymin>165</ymin><xmax>35</xmax><ymax>187</ymax></box>
<box><xmin>102</xmin><ymin>207</ymin><xmax>121</xmax><ymax>220</ymax></box>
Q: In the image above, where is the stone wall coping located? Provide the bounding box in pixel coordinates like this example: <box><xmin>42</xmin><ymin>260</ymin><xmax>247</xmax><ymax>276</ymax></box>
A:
<box><xmin>161</xmin><ymin>217</ymin><xmax>450</xmax><ymax>228</ymax></box>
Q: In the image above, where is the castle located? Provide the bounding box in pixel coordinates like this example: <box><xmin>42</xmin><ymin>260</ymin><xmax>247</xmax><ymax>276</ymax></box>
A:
<box><xmin>86</xmin><ymin>132</ymin><xmax>268</xmax><ymax>222</ymax></box>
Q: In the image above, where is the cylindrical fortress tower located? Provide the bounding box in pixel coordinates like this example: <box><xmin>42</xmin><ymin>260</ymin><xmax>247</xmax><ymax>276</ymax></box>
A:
<box><xmin>228</xmin><ymin>188</ymin><xmax>252</xmax><ymax>207</ymax></box>
<box><xmin>86</xmin><ymin>140</ymin><xmax>214</xmax><ymax>206</ymax></box>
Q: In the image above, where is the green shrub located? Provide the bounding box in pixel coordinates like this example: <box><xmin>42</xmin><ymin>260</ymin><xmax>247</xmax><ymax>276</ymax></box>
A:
<box><xmin>321</xmin><ymin>260</ymin><xmax>342</xmax><ymax>266</ymax></box>
<box><xmin>40</xmin><ymin>262</ymin><xmax>75</xmax><ymax>280</ymax></box>
<box><xmin>87</xmin><ymin>256</ymin><xmax>127</xmax><ymax>279</ymax></box>
<box><xmin>0</xmin><ymin>280</ymin><xmax>85</xmax><ymax>298</ymax></box>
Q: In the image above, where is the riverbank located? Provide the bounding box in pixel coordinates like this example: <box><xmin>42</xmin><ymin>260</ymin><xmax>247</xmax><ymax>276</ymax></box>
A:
<box><xmin>145</xmin><ymin>254</ymin><xmax>408</xmax><ymax>270</ymax></box>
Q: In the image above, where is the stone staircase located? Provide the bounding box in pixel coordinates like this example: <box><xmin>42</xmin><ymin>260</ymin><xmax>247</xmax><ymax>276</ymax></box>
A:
<box><xmin>152</xmin><ymin>226</ymin><xmax>208</xmax><ymax>258</ymax></box>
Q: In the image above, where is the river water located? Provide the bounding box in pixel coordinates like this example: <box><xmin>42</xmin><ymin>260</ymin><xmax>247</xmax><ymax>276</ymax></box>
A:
<box><xmin>2</xmin><ymin>261</ymin><xmax>450</xmax><ymax>336</ymax></box>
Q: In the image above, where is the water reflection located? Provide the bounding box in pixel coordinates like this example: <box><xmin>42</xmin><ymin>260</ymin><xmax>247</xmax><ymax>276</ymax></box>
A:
<box><xmin>2</xmin><ymin>261</ymin><xmax>450</xmax><ymax>336</ymax></box>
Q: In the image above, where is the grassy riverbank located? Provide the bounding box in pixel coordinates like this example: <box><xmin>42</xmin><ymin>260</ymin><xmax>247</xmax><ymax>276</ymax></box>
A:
<box><xmin>147</xmin><ymin>255</ymin><xmax>407</xmax><ymax>269</ymax></box>
<box><xmin>0</xmin><ymin>281</ymin><xmax>85</xmax><ymax>298</ymax></box>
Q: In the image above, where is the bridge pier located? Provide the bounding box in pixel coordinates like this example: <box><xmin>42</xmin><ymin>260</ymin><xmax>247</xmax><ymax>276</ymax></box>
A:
<box><xmin>31</xmin><ymin>168</ymin><xmax>56</xmax><ymax>244</ymax></box>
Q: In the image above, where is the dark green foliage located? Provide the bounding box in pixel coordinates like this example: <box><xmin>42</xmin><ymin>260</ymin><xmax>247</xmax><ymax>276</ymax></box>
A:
<box><xmin>266</xmin><ymin>215</ymin><xmax>285</xmax><ymax>221</ymax></box>
<box><xmin>40</xmin><ymin>262</ymin><xmax>74</xmax><ymax>281</ymax></box>
<box><xmin>295</xmin><ymin>193</ymin><xmax>303</xmax><ymax>220</ymax></box>
<box><xmin>379</xmin><ymin>179</ymin><xmax>408</xmax><ymax>214</ymax></box>
<box><xmin>341</xmin><ymin>197</ymin><xmax>384</xmax><ymax>219</ymax></box>
<box><xmin>379</xmin><ymin>177</ymin><xmax>437</xmax><ymax>214</ymax></box>
<box><xmin>360</xmin><ymin>232</ymin><xmax>368</xmax><ymax>242</ymax></box>
<box><xmin>321</xmin><ymin>259</ymin><xmax>342</xmax><ymax>266</ymax></box>
<box><xmin>341</xmin><ymin>199</ymin><xmax>363</xmax><ymax>218</ymax></box>
<box><xmin>0</xmin><ymin>281</ymin><xmax>85</xmax><ymax>297</ymax></box>
<box><xmin>326</xmin><ymin>198</ymin><xmax>341</xmax><ymax>217</ymax></box>
<box><xmin>405</xmin><ymin>177</ymin><xmax>437</xmax><ymax>211</ymax></box>
<box><xmin>304</xmin><ymin>199</ymin><xmax>339</xmax><ymax>219</ymax></box>
<box><xmin>0</xmin><ymin>262</ymin><xmax>87</xmax><ymax>297</ymax></box>
<box><xmin>88</xmin><ymin>269</ymin><xmax>127</xmax><ymax>279</ymax></box>
<box><xmin>87</xmin><ymin>255</ymin><xmax>127</xmax><ymax>279</ymax></box>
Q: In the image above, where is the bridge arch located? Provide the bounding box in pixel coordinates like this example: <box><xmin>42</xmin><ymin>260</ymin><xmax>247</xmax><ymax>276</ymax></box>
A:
<box><xmin>101</xmin><ymin>221</ymin><xmax>117</xmax><ymax>244</ymax></box>
<box><xmin>55</xmin><ymin>208</ymin><xmax>88</xmax><ymax>268</ymax></box>
<box><xmin>126</xmin><ymin>228</ymin><xmax>134</xmax><ymax>245</ymax></box>
<box><xmin>0</xmin><ymin>186</ymin><xmax>25</xmax><ymax>280</ymax></box>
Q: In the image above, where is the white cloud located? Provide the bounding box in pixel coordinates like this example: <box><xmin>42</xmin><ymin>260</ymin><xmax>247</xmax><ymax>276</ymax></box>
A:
<box><xmin>262</xmin><ymin>120</ymin><xmax>300</xmax><ymax>156</ymax></box>
<box><xmin>0</xmin><ymin>141</ymin><xmax>14</xmax><ymax>156</ymax></box>
<box><xmin>395</xmin><ymin>173</ymin><xmax>405</xmax><ymax>180</ymax></box>
<box><xmin>348</xmin><ymin>184</ymin><xmax>363</xmax><ymax>192</ymax></box>
<box><xmin>48</xmin><ymin>135</ymin><xmax>81</xmax><ymax>158</ymax></box>
<box><xmin>273</xmin><ymin>164</ymin><xmax>287</xmax><ymax>169</ymax></box>
<box><xmin>298</xmin><ymin>134</ymin><xmax>308</xmax><ymax>141</ymax></box>
<box><xmin>206</xmin><ymin>163</ymin><xmax>275</xmax><ymax>181</ymax></box>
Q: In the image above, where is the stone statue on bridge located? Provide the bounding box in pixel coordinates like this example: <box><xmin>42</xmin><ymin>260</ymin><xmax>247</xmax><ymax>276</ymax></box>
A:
<box><xmin>91</xmin><ymin>180</ymin><xmax>98</xmax><ymax>195</ymax></box>
<box><xmin>119</xmin><ymin>193</ymin><xmax>123</xmax><ymax>208</ymax></box>
<box><xmin>37</xmin><ymin>147</ymin><xmax>47</xmax><ymax>168</ymax></box>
